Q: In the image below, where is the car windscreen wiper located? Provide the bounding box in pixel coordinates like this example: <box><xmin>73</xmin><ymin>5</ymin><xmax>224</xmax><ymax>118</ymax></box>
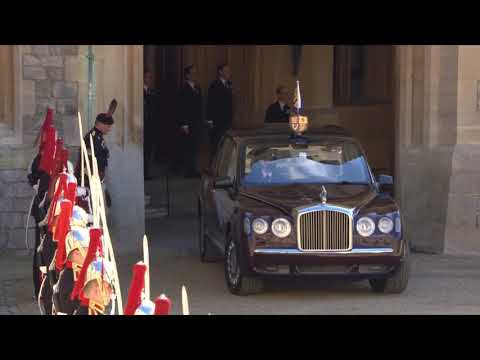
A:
<box><xmin>324</xmin><ymin>181</ymin><xmax>370</xmax><ymax>186</ymax></box>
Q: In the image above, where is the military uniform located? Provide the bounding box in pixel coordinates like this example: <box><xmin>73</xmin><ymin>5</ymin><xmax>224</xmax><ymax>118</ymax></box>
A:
<box><xmin>75</xmin><ymin>127</ymin><xmax>110</xmax><ymax>185</ymax></box>
<box><xmin>74</xmin><ymin>105</ymin><xmax>115</xmax><ymax>209</ymax></box>
<box><xmin>72</xmin><ymin>257</ymin><xmax>115</xmax><ymax>315</ymax></box>
<box><xmin>27</xmin><ymin>109</ymin><xmax>57</xmax><ymax>298</ymax></box>
<box><xmin>52</xmin><ymin>211</ymin><xmax>90</xmax><ymax>315</ymax></box>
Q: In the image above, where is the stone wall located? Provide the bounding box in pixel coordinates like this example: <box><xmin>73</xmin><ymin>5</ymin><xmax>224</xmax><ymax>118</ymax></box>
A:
<box><xmin>0</xmin><ymin>45</ymin><xmax>80</xmax><ymax>249</ymax></box>
<box><xmin>0</xmin><ymin>45</ymin><xmax>145</xmax><ymax>254</ymax></box>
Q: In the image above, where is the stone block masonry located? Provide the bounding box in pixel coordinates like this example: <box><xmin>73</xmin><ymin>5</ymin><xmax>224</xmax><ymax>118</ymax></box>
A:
<box><xmin>0</xmin><ymin>45</ymin><xmax>80</xmax><ymax>250</ymax></box>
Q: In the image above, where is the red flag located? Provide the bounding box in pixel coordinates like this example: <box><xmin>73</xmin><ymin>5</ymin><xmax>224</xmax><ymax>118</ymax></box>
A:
<box><xmin>154</xmin><ymin>294</ymin><xmax>172</xmax><ymax>315</ymax></box>
<box><xmin>124</xmin><ymin>262</ymin><xmax>147</xmax><ymax>315</ymax></box>
<box><xmin>54</xmin><ymin>200</ymin><xmax>73</xmax><ymax>271</ymax></box>
<box><xmin>71</xmin><ymin>228</ymin><xmax>103</xmax><ymax>301</ymax></box>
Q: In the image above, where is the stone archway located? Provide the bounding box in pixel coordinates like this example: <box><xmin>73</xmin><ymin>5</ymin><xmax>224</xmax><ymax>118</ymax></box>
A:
<box><xmin>393</xmin><ymin>45</ymin><xmax>480</xmax><ymax>255</ymax></box>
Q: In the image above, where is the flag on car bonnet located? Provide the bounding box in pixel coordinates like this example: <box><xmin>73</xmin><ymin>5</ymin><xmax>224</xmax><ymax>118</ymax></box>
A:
<box><xmin>293</xmin><ymin>80</ymin><xmax>302</xmax><ymax>111</ymax></box>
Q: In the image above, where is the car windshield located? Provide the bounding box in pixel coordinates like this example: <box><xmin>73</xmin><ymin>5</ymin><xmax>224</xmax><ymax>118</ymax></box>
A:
<box><xmin>241</xmin><ymin>138</ymin><xmax>372</xmax><ymax>187</ymax></box>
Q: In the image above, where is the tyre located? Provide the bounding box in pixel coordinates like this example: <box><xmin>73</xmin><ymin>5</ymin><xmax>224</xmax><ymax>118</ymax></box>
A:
<box><xmin>224</xmin><ymin>233</ymin><xmax>264</xmax><ymax>296</ymax></box>
<box><xmin>198</xmin><ymin>200</ymin><xmax>216</xmax><ymax>263</ymax></box>
<box><xmin>369</xmin><ymin>253</ymin><xmax>410</xmax><ymax>294</ymax></box>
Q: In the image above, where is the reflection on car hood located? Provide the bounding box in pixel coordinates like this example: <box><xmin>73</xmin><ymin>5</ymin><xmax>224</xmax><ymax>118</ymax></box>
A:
<box><xmin>239</xmin><ymin>184</ymin><xmax>378</xmax><ymax>215</ymax></box>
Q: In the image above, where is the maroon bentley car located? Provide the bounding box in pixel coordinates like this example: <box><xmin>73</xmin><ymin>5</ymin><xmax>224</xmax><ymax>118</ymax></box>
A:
<box><xmin>198</xmin><ymin>125</ymin><xmax>409</xmax><ymax>296</ymax></box>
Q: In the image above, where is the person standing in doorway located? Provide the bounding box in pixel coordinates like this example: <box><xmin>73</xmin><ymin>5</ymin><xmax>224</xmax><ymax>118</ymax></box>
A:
<box><xmin>144</xmin><ymin>70</ymin><xmax>160</xmax><ymax>180</ymax></box>
<box><xmin>177</xmin><ymin>65</ymin><xmax>203</xmax><ymax>178</ymax></box>
<box><xmin>265</xmin><ymin>85</ymin><xmax>291</xmax><ymax>123</ymax></box>
<box><xmin>207</xmin><ymin>64</ymin><xmax>233</xmax><ymax>157</ymax></box>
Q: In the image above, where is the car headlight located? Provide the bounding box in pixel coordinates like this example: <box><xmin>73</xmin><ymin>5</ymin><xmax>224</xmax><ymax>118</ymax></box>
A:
<box><xmin>271</xmin><ymin>218</ymin><xmax>292</xmax><ymax>238</ymax></box>
<box><xmin>252</xmin><ymin>218</ymin><xmax>269</xmax><ymax>235</ymax></box>
<box><xmin>356</xmin><ymin>217</ymin><xmax>375</xmax><ymax>237</ymax></box>
<box><xmin>378</xmin><ymin>217</ymin><xmax>394</xmax><ymax>234</ymax></box>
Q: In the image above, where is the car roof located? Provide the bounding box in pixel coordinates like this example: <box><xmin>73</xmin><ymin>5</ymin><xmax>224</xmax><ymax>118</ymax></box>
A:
<box><xmin>227</xmin><ymin>124</ymin><xmax>354</xmax><ymax>143</ymax></box>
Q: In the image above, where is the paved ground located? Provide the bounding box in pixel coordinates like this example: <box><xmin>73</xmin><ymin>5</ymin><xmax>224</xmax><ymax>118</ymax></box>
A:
<box><xmin>3</xmin><ymin>175</ymin><xmax>480</xmax><ymax>315</ymax></box>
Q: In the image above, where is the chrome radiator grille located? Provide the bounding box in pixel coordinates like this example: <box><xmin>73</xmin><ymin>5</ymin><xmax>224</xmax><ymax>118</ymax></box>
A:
<box><xmin>298</xmin><ymin>210</ymin><xmax>352</xmax><ymax>251</ymax></box>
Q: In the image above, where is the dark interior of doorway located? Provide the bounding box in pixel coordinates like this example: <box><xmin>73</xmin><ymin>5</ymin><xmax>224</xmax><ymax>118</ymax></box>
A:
<box><xmin>144</xmin><ymin>45</ymin><xmax>184</xmax><ymax>172</ymax></box>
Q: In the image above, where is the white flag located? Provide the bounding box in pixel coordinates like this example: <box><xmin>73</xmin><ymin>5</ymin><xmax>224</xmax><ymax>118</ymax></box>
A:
<box><xmin>293</xmin><ymin>80</ymin><xmax>302</xmax><ymax>110</ymax></box>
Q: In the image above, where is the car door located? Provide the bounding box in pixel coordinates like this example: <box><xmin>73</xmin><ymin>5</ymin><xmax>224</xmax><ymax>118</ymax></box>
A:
<box><xmin>213</xmin><ymin>141</ymin><xmax>238</xmax><ymax>248</ymax></box>
<box><xmin>204</xmin><ymin>137</ymin><xmax>236</xmax><ymax>247</ymax></box>
<box><xmin>204</xmin><ymin>137</ymin><xmax>231</xmax><ymax>244</ymax></box>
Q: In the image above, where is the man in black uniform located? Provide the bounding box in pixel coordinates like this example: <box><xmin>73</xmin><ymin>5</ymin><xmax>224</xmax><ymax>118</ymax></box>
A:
<box><xmin>75</xmin><ymin>100</ymin><xmax>116</xmax><ymax>207</ymax></box>
<box><xmin>144</xmin><ymin>71</ymin><xmax>160</xmax><ymax>180</ymax></box>
<box><xmin>207</xmin><ymin>64</ymin><xmax>234</xmax><ymax>156</ymax></box>
<box><xmin>265</xmin><ymin>85</ymin><xmax>291</xmax><ymax>123</ymax></box>
<box><xmin>178</xmin><ymin>65</ymin><xmax>203</xmax><ymax>178</ymax></box>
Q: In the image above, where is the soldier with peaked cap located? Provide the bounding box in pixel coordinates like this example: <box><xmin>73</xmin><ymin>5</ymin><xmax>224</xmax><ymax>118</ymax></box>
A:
<box><xmin>75</xmin><ymin>99</ymin><xmax>117</xmax><ymax>209</ymax></box>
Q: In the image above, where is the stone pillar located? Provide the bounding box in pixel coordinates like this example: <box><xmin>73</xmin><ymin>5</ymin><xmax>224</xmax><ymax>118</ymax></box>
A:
<box><xmin>444</xmin><ymin>45</ymin><xmax>480</xmax><ymax>255</ymax></box>
<box><xmin>395</xmin><ymin>45</ymin><xmax>458</xmax><ymax>254</ymax></box>
<box><xmin>93</xmin><ymin>45</ymin><xmax>145</xmax><ymax>255</ymax></box>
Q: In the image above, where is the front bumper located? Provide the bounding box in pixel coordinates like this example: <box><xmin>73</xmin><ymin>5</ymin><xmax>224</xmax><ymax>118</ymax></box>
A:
<box><xmin>250</xmin><ymin>247</ymin><xmax>404</xmax><ymax>277</ymax></box>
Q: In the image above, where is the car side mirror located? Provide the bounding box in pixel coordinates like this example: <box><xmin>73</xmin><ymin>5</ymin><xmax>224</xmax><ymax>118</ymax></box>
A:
<box><xmin>214</xmin><ymin>176</ymin><xmax>234</xmax><ymax>190</ymax></box>
<box><xmin>376</xmin><ymin>175</ymin><xmax>394</xmax><ymax>194</ymax></box>
<box><xmin>202</xmin><ymin>167</ymin><xmax>212</xmax><ymax>176</ymax></box>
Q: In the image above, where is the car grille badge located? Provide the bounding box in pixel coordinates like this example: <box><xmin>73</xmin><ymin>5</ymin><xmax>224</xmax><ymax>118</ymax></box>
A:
<box><xmin>320</xmin><ymin>186</ymin><xmax>328</xmax><ymax>204</ymax></box>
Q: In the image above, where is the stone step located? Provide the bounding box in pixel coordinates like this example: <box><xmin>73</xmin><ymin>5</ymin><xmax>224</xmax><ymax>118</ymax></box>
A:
<box><xmin>145</xmin><ymin>207</ymin><xmax>168</xmax><ymax>219</ymax></box>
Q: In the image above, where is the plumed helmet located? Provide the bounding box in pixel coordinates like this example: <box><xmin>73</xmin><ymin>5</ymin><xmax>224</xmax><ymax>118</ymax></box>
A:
<box><xmin>154</xmin><ymin>294</ymin><xmax>172</xmax><ymax>315</ymax></box>
<box><xmin>95</xmin><ymin>99</ymin><xmax>117</xmax><ymax>125</ymax></box>
<box><xmin>134</xmin><ymin>300</ymin><xmax>156</xmax><ymax>315</ymax></box>
<box><xmin>65</xmin><ymin>226</ymin><xmax>90</xmax><ymax>258</ymax></box>
<box><xmin>66</xmin><ymin>173</ymin><xmax>77</xmax><ymax>185</ymax></box>
<box><xmin>67</xmin><ymin>160</ymin><xmax>74</xmax><ymax>175</ymax></box>
<box><xmin>71</xmin><ymin>205</ymin><xmax>90</xmax><ymax>228</ymax></box>
<box><xmin>85</xmin><ymin>256</ymin><xmax>115</xmax><ymax>289</ymax></box>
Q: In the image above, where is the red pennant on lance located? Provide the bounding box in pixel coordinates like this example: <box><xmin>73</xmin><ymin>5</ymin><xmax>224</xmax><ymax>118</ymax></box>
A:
<box><xmin>38</xmin><ymin>126</ymin><xmax>56</xmax><ymax>175</ymax></box>
<box><xmin>65</xmin><ymin>181</ymin><xmax>77</xmax><ymax>205</ymax></box>
<box><xmin>54</xmin><ymin>200</ymin><xmax>73</xmax><ymax>272</ymax></box>
<box><xmin>39</xmin><ymin>108</ymin><xmax>54</xmax><ymax>150</ymax></box>
<box><xmin>47</xmin><ymin>172</ymin><xmax>68</xmax><ymax>232</ymax></box>
<box><xmin>124</xmin><ymin>262</ymin><xmax>147</xmax><ymax>315</ymax></box>
<box><xmin>71</xmin><ymin>227</ymin><xmax>103</xmax><ymax>301</ymax></box>
<box><xmin>52</xmin><ymin>139</ymin><xmax>64</xmax><ymax>177</ymax></box>
<box><xmin>154</xmin><ymin>294</ymin><xmax>172</xmax><ymax>315</ymax></box>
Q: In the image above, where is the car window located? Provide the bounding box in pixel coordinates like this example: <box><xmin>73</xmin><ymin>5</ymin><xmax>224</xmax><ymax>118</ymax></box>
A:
<box><xmin>242</xmin><ymin>139</ymin><xmax>372</xmax><ymax>186</ymax></box>
<box><xmin>216</xmin><ymin>138</ymin><xmax>234</xmax><ymax>177</ymax></box>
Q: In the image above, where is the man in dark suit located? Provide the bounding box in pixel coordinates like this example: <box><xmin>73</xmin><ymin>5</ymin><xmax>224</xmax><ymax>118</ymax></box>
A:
<box><xmin>207</xmin><ymin>64</ymin><xmax>233</xmax><ymax>156</ymax></box>
<box><xmin>144</xmin><ymin>70</ymin><xmax>160</xmax><ymax>180</ymax></box>
<box><xmin>265</xmin><ymin>85</ymin><xmax>291</xmax><ymax>123</ymax></box>
<box><xmin>178</xmin><ymin>65</ymin><xmax>203</xmax><ymax>178</ymax></box>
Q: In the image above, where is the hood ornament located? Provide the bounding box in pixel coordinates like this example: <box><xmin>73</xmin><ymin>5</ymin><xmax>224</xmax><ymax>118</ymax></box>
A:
<box><xmin>320</xmin><ymin>185</ymin><xmax>328</xmax><ymax>204</ymax></box>
<box><xmin>320</xmin><ymin>186</ymin><xmax>328</xmax><ymax>204</ymax></box>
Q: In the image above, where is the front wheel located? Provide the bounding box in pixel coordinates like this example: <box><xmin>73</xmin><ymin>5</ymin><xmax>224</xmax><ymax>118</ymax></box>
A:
<box><xmin>224</xmin><ymin>234</ymin><xmax>264</xmax><ymax>296</ymax></box>
<box><xmin>369</xmin><ymin>256</ymin><xmax>410</xmax><ymax>294</ymax></box>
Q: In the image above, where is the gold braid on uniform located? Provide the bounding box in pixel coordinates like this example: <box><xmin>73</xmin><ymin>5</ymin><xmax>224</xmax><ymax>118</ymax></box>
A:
<box><xmin>88</xmin><ymin>300</ymin><xmax>105</xmax><ymax>315</ymax></box>
<box><xmin>72</xmin><ymin>263</ymin><xmax>83</xmax><ymax>281</ymax></box>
